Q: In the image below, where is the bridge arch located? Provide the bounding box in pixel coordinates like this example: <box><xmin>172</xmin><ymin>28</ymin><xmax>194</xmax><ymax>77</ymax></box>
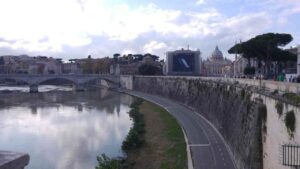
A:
<box><xmin>0</xmin><ymin>74</ymin><xmax>120</xmax><ymax>93</ymax></box>
<box><xmin>37</xmin><ymin>77</ymin><xmax>77</xmax><ymax>85</ymax></box>
<box><xmin>0</xmin><ymin>77</ymin><xmax>30</xmax><ymax>85</ymax></box>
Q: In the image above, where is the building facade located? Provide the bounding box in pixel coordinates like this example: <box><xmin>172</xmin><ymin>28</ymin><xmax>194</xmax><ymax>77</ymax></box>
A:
<box><xmin>0</xmin><ymin>55</ymin><xmax>82</xmax><ymax>75</ymax></box>
<box><xmin>203</xmin><ymin>46</ymin><xmax>231</xmax><ymax>77</ymax></box>
<box><xmin>165</xmin><ymin>48</ymin><xmax>202</xmax><ymax>76</ymax></box>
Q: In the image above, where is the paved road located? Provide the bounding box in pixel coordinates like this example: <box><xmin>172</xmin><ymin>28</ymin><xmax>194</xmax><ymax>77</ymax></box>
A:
<box><xmin>123</xmin><ymin>90</ymin><xmax>236</xmax><ymax>169</ymax></box>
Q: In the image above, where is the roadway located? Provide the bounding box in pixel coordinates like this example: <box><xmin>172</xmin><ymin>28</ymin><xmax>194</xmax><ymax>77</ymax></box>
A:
<box><xmin>122</xmin><ymin>90</ymin><xmax>237</xmax><ymax>169</ymax></box>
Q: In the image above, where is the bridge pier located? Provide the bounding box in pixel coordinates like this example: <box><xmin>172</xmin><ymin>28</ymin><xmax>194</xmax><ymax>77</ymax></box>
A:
<box><xmin>29</xmin><ymin>84</ymin><xmax>38</xmax><ymax>93</ymax></box>
<box><xmin>73</xmin><ymin>84</ymin><xmax>86</xmax><ymax>92</ymax></box>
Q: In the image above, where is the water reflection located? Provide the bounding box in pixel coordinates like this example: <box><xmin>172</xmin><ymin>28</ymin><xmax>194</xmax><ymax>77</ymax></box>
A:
<box><xmin>0</xmin><ymin>87</ymin><xmax>133</xmax><ymax>169</ymax></box>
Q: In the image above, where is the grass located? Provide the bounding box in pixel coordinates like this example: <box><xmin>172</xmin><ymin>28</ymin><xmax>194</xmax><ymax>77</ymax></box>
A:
<box><xmin>151</xmin><ymin>105</ymin><xmax>187</xmax><ymax>169</ymax></box>
<box><xmin>126</xmin><ymin>101</ymin><xmax>187</xmax><ymax>169</ymax></box>
<box><xmin>95</xmin><ymin>99</ymin><xmax>187</xmax><ymax>169</ymax></box>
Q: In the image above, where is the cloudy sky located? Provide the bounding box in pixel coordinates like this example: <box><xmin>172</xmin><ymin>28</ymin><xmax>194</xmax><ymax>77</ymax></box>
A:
<box><xmin>0</xmin><ymin>0</ymin><xmax>299</xmax><ymax>60</ymax></box>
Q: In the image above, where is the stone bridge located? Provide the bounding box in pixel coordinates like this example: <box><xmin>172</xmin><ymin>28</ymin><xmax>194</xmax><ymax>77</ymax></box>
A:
<box><xmin>0</xmin><ymin>74</ymin><xmax>120</xmax><ymax>92</ymax></box>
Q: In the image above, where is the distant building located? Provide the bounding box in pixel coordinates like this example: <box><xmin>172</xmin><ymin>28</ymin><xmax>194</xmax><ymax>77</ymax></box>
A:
<box><xmin>203</xmin><ymin>46</ymin><xmax>231</xmax><ymax>77</ymax></box>
<box><xmin>110</xmin><ymin>55</ymin><xmax>162</xmax><ymax>75</ymax></box>
<box><xmin>165</xmin><ymin>48</ymin><xmax>202</xmax><ymax>76</ymax></box>
<box><xmin>0</xmin><ymin>55</ymin><xmax>63</xmax><ymax>74</ymax></box>
<box><xmin>62</xmin><ymin>63</ymin><xmax>82</xmax><ymax>74</ymax></box>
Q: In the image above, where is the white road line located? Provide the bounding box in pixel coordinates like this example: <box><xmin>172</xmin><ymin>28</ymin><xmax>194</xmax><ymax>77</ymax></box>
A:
<box><xmin>189</xmin><ymin>144</ymin><xmax>210</xmax><ymax>147</ymax></box>
<box><xmin>193</xmin><ymin>111</ymin><xmax>238</xmax><ymax>169</ymax></box>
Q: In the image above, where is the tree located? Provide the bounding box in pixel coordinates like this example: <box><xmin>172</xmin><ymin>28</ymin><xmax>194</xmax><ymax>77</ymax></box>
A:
<box><xmin>96</xmin><ymin>154</ymin><xmax>121</xmax><ymax>169</ymax></box>
<box><xmin>228</xmin><ymin>33</ymin><xmax>296</xmax><ymax>77</ymax></box>
<box><xmin>144</xmin><ymin>53</ymin><xmax>159</xmax><ymax>61</ymax></box>
<box><xmin>0</xmin><ymin>57</ymin><xmax>4</xmax><ymax>65</ymax></box>
<box><xmin>138</xmin><ymin>64</ymin><xmax>160</xmax><ymax>75</ymax></box>
<box><xmin>82</xmin><ymin>55</ymin><xmax>93</xmax><ymax>74</ymax></box>
<box><xmin>113</xmin><ymin>53</ymin><xmax>120</xmax><ymax>63</ymax></box>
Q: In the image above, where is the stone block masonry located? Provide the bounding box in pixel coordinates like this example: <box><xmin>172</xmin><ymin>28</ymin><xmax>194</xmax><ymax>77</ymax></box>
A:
<box><xmin>119</xmin><ymin>75</ymin><xmax>300</xmax><ymax>169</ymax></box>
<box><xmin>130</xmin><ymin>76</ymin><xmax>263</xmax><ymax>169</ymax></box>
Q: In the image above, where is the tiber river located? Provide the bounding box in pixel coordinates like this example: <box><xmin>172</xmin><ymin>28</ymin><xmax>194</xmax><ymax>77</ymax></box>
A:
<box><xmin>0</xmin><ymin>85</ymin><xmax>133</xmax><ymax>169</ymax></box>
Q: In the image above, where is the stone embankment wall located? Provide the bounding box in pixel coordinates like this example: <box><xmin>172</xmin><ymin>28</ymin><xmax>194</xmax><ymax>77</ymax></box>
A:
<box><xmin>120</xmin><ymin>75</ymin><xmax>300</xmax><ymax>169</ymax></box>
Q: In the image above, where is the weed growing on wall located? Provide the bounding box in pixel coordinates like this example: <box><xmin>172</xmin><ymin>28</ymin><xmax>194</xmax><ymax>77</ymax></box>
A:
<box><xmin>272</xmin><ymin>89</ymin><xmax>279</xmax><ymax>95</ymax></box>
<box><xmin>283</xmin><ymin>93</ymin><xmax>300</xmax><ymax>105</ymax></box>
<box><xmin>258</xmin><ymin>104</ymin><xmax>267</xmax><ymax>134</ymax></box>
<box><xmin>275</xmin><ymin>102</ymin><xmax>283</xmax><ymax>117</ymax></box>
<box><xmin>284</xmin><ymin>110</ymin><xmax>296</xmax><ymax>138</ymax></box>
<box><xmin>241</xmin><ymin>89</ymin><xmax>246</xmax><ymax>99</ymax></box>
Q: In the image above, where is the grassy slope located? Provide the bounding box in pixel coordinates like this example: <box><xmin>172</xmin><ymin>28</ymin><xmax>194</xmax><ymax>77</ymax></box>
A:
<box><xmin>127</xmin><ymin>101</ymin><xmax>187</xmax><ymax>169</ymax></box>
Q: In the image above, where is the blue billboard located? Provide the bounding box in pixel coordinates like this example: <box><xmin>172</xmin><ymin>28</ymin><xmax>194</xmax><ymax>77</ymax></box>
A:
<box><xmin>173</xmin><ymin>53</ymin><xmax>195</xmax><ymax>72</ymax></box>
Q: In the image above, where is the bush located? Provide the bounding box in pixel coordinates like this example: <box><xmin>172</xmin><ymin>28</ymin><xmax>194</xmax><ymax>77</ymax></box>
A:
<box><xmin>96</xmin><ymin>99</ymin><xmax>144</xmax><ymax>169</ymax></box>
<box><xmin>96</xmin><ymin>154</ymin><xmax>122</xmax><ymax>169</ymax></box>
<box><xmin>138</xmin><ymin>64</ymin><xmax>161</xmax><ymax>75</ymax></box>
<box><xmin>122</xmin><ymin>99</ymin><xmax>145</xmax><ymax>152</ymax></box>
<box><xmin>285</xmin><ymin>110</ymin><xmax>296</xmax><ymax>137</ymax></box>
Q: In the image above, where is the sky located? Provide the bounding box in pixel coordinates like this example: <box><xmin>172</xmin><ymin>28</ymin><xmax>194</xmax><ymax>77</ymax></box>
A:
<box><xmin>0</xmin><ymin>0</ymin><xmax>299</xmax><ymax>60</ymax></box>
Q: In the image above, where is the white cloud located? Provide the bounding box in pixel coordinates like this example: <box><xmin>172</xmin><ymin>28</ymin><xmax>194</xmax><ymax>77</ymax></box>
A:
<box><xmin>0</xmin><ymin>0</ymin><xmax>295</xmax><ymax>59</ymax></box>
<box><xmin>143</xmin><ymin>41</ymin><xmax>168</xmax><ymax>54</ymax></box>
<box><xmin>196</xmin><ymin>0</ymin><xmax>206</xmax><ymax>5</ymax></box>
<box><xmin>0</xmin><ymin>41</ymin><xmax>11</xmax><ymax>48</ymax></box>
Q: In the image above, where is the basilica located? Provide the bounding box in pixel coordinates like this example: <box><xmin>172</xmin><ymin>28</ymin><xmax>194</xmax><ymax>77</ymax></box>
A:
<box><xmin>203</xmin><ymin>46</ymin><xmax>232</xmax><ymax>77</ymax></box>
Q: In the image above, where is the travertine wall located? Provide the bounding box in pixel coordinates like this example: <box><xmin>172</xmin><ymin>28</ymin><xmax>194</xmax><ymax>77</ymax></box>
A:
<box><xmin>120</xmin><ymin>76</ymin><xmax>300</xmax><ymax>169</ymax></box>
<box><xmin>259</xmin><ymin>95</ymin><xmax>300</xmax><ymax>169</ymax></box>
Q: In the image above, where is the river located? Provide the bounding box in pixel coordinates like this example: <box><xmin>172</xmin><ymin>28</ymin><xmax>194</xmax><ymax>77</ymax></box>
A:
<box><xmin>0</xmin><ymin>85</ymin><xmax>133</xmax><ymax>169</ymax></box>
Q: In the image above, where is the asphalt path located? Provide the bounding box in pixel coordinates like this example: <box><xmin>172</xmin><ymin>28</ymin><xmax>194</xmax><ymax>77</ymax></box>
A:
<box><xmin>123</xmin><ymin>90</ymin><xmax>237</xmax><ymax>169</ymax></box>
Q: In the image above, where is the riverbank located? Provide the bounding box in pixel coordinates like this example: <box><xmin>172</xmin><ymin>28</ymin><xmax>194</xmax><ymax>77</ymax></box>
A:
<box><xmin>96</xmin><ymin>98</ymin><xmax>187</xmax><ymax>169</ymax></box>
<box><xmin>126</xmin><ymin>101</ymin><xmax>187</xmax><ymax>169</ymax></box>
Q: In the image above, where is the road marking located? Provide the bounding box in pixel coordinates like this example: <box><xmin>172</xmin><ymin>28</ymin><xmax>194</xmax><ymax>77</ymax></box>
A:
<box><xmin>189</xmin><ymin>144</ymin><xmax>210</xmax><ymax>147</ymax></box>
<box><xmin>193</xmin><ymin>111</ymin><xmax>238</xmax><ymax>169</ymax></box>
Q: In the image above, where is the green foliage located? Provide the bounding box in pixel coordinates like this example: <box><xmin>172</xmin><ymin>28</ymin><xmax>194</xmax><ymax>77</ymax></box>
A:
<box><xmin>275</xmin><ymin>102</ymin><xmax>283</xmax><ymax>117</ymax></box>
<box><xmin>285</xmin><ymin>110</ymin><xmax>296</xmax><ymax>137</ymax></box>
<box><xmin>122</xmin><ymin>99</ymin><xmax>145</xmax><ymax>152</ymax></box>
<box><xmin>240</xmin><ymin>89</ymin><xmax>246</xmax><ymax>99</ymax></box>
<box><xmin>258</xmin><ymin>104</ymin><xmax>267</xmax><ymax>123</ymax></box>
<box><xmin>95</xmin><ymin>154</ymin><xmax>122</xmax><ymax>169</ymax></box>
<box><xmin>272</xmin><ymin>89</ymin><xmax>279</xmax><ymax>95</ymax></box>
<box><xmin>138</xmin><ymin>64</ymin><xmax>161</xmax><ymax>75</ymax></box>
<box><xmin>229</xmin><ymin>33</ymin><xmax>295</xmax><ymax>62</ymax></box>
<box><xmin>244</xmin><ymin>67</ymin><xmax>256</xmax><ymax>75</ymax></box>
<box><xmin>228</xmin><ymin>33</ymin><xmax>296</xmax><ymax>76</ymax></box>
<box><xmin>151</xmin><ymin>105</ymin><xmax>187</xmax><ymax>169</ymax></box>
<box><xmin>282</xmin><ymin>92</ymin><xmax>300</xmax><ymax>105</ymax></box>
<box><xmin>258</xmin><ymin>104</ymin><xmax>267</xmax><ymax>134</ymax></box>
<box><xmin>96</xmin><ymin>99</ymin><xmax>144</xmax><ymax>169</ymax></box>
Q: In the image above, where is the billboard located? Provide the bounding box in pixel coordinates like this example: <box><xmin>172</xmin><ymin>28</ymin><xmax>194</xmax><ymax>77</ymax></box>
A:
<box><xmin>172</xmin><ymin>53</ymin><xmax>195</xmax><ymax>72</ymax></box>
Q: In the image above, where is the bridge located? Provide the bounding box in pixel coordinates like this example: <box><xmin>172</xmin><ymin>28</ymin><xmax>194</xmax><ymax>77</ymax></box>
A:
<box><xmin>0</xmin><ymin>74</ymin><xmax>120</xmax><ymax>92</ymax></box>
